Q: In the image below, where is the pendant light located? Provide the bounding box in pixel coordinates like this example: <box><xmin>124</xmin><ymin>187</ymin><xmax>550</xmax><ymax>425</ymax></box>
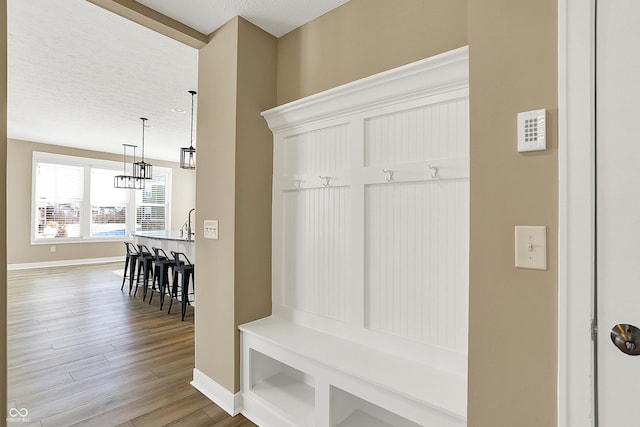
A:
<box><xmin>180</xmin><ymin>90</ymin><xmax>197</xmax><ymax>169</ymax></box>
<box><xmin>114</xmin><ymin>144</ymin><xmax>144</xmax><ymax>189</ymax></box>
<box><xmin>133</xmin><ymin>117</ymin><xmax>153</xmax><ymax>180</ymax></box>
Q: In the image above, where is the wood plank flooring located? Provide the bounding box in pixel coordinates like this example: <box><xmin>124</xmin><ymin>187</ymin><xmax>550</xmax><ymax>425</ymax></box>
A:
<box><xmin>7</xmin><ymin>263</ymin><xmax>256</xmax><ymax>427</ymax></box>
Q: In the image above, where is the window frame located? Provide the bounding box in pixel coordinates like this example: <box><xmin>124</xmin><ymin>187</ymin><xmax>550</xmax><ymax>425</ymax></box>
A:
<box><xmin>31</xmin><ymin>151</ymin><xmax>172</xmax><ymax>244</ymax></box>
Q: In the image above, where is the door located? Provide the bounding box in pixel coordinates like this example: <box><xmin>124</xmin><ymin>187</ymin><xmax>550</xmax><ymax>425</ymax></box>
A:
<box><xmin>597</xmin><ymin>1</ymin><xmax>640</xmax><ymax>424</ymax></box>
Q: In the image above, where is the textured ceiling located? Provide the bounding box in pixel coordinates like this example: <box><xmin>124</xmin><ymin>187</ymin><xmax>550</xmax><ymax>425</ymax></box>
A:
<box><xmin>7</xmin><ymin>0</ymin><xmax>350</xmax><ymax>162</ymax></box>
<box><xmin>8</xmin><ymin>0</ymin><xmax>199</xmax><ymax>162</ymax></box>
<box><xmin>137</xmin><ymin>0</ymin><xmax>351</xmax><ymax>37</ymax></box>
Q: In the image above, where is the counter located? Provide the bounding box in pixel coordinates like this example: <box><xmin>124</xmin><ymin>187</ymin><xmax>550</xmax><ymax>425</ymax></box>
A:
<box><xmin>132</xmin><ymin>230</ymin><xmax>195</xmax><ymax>261</ymax></box>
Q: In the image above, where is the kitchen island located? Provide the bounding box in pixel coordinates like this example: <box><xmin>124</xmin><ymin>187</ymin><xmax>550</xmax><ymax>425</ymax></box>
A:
<box><xmin>132</xmin><ymin>230</ymin><xmax>194</xmax><ymax>261</ymax></box>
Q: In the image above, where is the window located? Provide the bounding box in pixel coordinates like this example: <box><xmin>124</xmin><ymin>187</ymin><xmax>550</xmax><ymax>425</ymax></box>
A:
<box><xmin>34</xmin><ymin>163</ymin><xmax>83</xmax><ymax>239</ymax></box>
<box><xmin>136</xmin><ymin>174</ymin><xmax>167</xmax><ymax>231</ymax></box>
<box><xmin>90</xmin><ymin>168</ymin><xmax>127</xmax><ymax>237</ymax></box>
<box><xmin>32</xmin><ymin>152</ymin><xmax>171</xmax><ymax>243</ymax></box>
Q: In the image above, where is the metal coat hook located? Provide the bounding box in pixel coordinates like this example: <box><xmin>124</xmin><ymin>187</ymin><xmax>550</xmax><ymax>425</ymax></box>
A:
<box><xmin>428</xmin><ymin>165</ymin><xmax>439</xmax><ymax>179</ymax></box>
<box><xmin>382</xmin><ymin>169</ymin><xmax>394</xmax><ymax>182</ymax></box>
<box><xmin>319</xmin><ymin>175</ymin><xmax>331</xmax><ymax>187</ymax></box>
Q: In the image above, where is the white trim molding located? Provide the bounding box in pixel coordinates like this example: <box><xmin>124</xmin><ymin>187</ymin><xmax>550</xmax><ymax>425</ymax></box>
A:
<box><xmin>191</xmin><ymin>368</ymin><xmax>243</xmax><ymax>416</ymax></box>
<box><xmin>262</xmin><ymin>46</ymin><xmax>469</xmax><ymax>133</ymax></box>
<box><xmin>558</xmin><ymin>0</ymin><xmax>596</xmax><ymax>426</ymax></box>
<box><xmin>7</xmin><ymin>256</ymin><xmax>123</xmax><ymax>271</ymax></box>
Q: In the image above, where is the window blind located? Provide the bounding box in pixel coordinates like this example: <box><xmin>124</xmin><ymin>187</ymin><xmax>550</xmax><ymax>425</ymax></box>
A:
<box><xmin>136</xmin><ymin>174</ymin><xmax>167</xmax><ymax>231</ymax></box>
<box><xmin>32</xmin><ymin>152</ymin><xmax>171</xmax><ymax>242</ymax></box>
<box><xmin>34</xmin><ymin>163</ymin><xmax>84</xmax><ymax>239</ymax></box>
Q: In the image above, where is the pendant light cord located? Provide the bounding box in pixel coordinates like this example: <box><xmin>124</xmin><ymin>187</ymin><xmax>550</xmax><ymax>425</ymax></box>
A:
<box><xmin>140</xmin><ymin>117</ymin><xmax>147</xmax><ymax>161</ymax></box>
<box><xmin>189</xmin><ymin>90</ymin><xmax>196</xmax><ymax>150</ymax></box>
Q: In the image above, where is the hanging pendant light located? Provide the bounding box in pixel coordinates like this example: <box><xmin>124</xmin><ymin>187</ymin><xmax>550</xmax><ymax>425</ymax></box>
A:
<box><xmin>180</xmin><ymin>90</ymin><xmax>197</xmax><ymax>169</ymax></box>
<box><xmin>114</xmin><ymin>144</ymin><xmax>145</xmax><ymax>189</ymax></box>
<box><xmin>133</xmin><ymin>117</ymin><xmax>153</xmax><ymax>180</ymax></box>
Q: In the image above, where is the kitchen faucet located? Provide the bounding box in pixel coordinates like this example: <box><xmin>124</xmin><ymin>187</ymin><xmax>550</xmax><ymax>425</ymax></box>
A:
<box><xmin>187</xmin><ymin>208</ymin><xmax>195</xmax><ymax>238</ymax></box>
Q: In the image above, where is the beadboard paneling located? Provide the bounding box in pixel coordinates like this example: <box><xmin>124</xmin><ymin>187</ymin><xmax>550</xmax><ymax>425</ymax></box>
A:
<box><xmin>282</xmin><ymin>187</ymin><xmax>351</xmax><ymax>322</ymax></box>
<box><xmin>364</xmin><ymin>99</ymin><xmax>469</xmax><ymax>167</ymax></box>
<box><xmin>365</xmin><ymin>180</ymin><xmax>469</xmax><ymax>353</ymax></box>
<box><xmin>283</xmin><ymin>124</ymin><xmax>350</xmax><ymax>176</ymax></box>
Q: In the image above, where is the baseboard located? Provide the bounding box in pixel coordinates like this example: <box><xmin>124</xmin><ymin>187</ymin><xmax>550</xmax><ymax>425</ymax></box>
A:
<box><xmin>241</xmin><ymin>392</ymin><xmax>290</xmax><ymax>427</ymax></box>
<box><xmin>191</xmin><ymin>368</ymin><xmax>243</xmax><ymax>416</ymax></box>
<box><xmin>7</xmin><ymin>256</ymin><xmax>123</xmax><ymax>271</ymax></box>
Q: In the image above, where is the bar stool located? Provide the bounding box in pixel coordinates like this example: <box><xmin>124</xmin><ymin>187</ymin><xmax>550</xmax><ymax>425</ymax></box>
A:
<box><xmin>148</xmin><ymin>247</ymin><xmax>175</xmax><ymax>310</ymax></box>
<box><xmin>121</xmin><ymin>242</ymin><xmax>140</xmax><ymax>294</ymax></box>
<box><xmin>168</xmin><ymin>251</ymin><xmax>194</xmax><ymax>321</ymax></box>
<box><xmin>134</xmin><ymin>244</ymin><xmax>154</xmax><ymax>301</ymax></box>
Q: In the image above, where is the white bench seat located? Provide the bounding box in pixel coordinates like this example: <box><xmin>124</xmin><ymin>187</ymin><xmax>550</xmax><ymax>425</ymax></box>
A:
<box><xmin>240</xmin><ymin>316</ymin><xmax>466</xmax><ymax>426</ymax></box>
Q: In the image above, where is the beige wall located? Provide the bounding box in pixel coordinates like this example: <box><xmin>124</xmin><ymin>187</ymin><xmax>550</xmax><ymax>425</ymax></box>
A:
<box><xmin>277</xmin><ymin>1</ymin><xmax>558</xmax><ymax>426</ymax></box>
<box><xmin>277</xmin><ymin>0</ymin><xmax>467</xmax><ymax>104</ymax></box>
<box><xmin>233</xmin><ymin>18</ymin><xmax>276</xmax><ymax>387</ymax></box>
<box><xmin>467</xmin><ymin>1</ymin><xmax>558</xmax><ymax>425</ymax></box>
<box><xmin>195</xmin><ymin>17</ymin><xmax>276</xmax><ymax>392</ymax></box>
<box><xmin>1</xmin><ymin>0</ymin><xmax>7</xmax><ymax>422</ymax></box>
<box><xmin>6</xmin><ymin>139</ymin><xmax>195</xmax><ymax>266</ymax></box>
<box><xmin>195</xmin><ymin>17</ymin><xmax>240</xmax><ymax>392</ymax></box>
<box><xmin>3</xmin><ymin>1</ymin><xmax>559</xmax><ymax>423</ymax></box>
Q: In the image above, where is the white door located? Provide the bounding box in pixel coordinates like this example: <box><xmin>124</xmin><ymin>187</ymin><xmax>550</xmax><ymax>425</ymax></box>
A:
<box><xmin>597</xmin><ymin>1</ymin><xmax>640</xmax><ymax>424</ymax></box>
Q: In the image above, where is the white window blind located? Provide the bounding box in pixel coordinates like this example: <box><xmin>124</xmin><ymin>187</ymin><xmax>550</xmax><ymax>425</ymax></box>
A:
<box><xmin>34</xmin><ymin>163</ymin><xmax>83</xmax><ymax>239</ymax></box>
<box><xmin>136</xmin><ymin>173</ymin><xmax>167</xmax><ymax>231</ymax></box>
<box><xmin>32</xmin><ymin>152</ymin><xmax>172</xmax><ymax>243</ymax></box>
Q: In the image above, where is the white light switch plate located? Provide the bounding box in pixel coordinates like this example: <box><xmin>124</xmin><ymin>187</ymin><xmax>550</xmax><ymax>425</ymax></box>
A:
<box><xmin>515</xmin><ymin>226</ymin><xmax>547</xmax><ymax>270</ymax></box>
<box><xmin>517</xmin><ymin>109</ymin><xmax>546</xmax><ymax>152</ymax></box>
<box><xmin>204</xmin><ymin>220</ymin><xmax>218</xmax><ymax>240</ymax></box>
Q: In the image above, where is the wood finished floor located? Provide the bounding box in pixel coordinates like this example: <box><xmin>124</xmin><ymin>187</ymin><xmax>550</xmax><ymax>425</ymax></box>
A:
<box><xmin>7</xmin><ymin>262</ymin><xmax>256</xmax><ymax>427</ymax></box>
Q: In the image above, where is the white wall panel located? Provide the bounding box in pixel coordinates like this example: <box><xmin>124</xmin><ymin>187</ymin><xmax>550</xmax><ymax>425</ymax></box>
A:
<box><xmin>255</xmin><ymin>48</ymin><xmax>470</xmax><ymax>426</ymax></box>
<box><xmin>364</xmin><ymin>99</ymin><xmax>469</xmax><ymax>167</ymax></box>
<box><xmin>283</xmin><ymin>124</ymin><xmax>350</xmax><ymax>176</ymax></box>
<box><xmin>265</xmin><ymin>46</ymin><xmax>469</xmax><ymax>358</ymax></box>
<box><xmin>283</xmin><ymin>187</ymin><xmax>350</xmax><ymax>322</ymax></box>
<box><xmin>365</xmin><ymin>180</ymin><xmax>469</xmax><ymax>353</ymax></box>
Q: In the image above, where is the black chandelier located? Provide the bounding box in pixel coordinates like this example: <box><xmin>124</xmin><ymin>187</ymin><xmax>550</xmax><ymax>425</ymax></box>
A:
<box><xmin>133</xmin><ymin>117</ymin><xmax>153</xmax><ymax>180</ymax></box>
<box><xmin>114</xmin><ymin>143</ymin><xmax>145</xmax><ymax>189</ymax></box>
<box><xmin>180</xmin><ymin>90</ymin><xmax>197</xmax><ymax>169</ymax></box>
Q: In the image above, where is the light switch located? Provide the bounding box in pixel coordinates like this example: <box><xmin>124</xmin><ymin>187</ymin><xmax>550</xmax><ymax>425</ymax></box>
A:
<box><xmin>515</xmin><ymin>226</ymin><xmax>547</xmax><ymax>270</ymax></box>
<box><xmin>204</xmin><ymin>220</ymin><xmax>218</xmax><ymax>240</ymax></box>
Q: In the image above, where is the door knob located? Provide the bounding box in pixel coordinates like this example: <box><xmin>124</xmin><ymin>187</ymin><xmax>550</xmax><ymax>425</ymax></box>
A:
<box><xmin>611</xmin><ymin>324</ymin><xmax>640</xmax><ymax>356</ymax></box>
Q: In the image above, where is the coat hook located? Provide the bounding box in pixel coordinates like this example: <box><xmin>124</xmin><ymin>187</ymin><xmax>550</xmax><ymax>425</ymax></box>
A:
<box><xmin>319</xmin><ymin>175</ymin><xmax>331</xmax><ymax>187</ymax></box>
<box><xmin>295</xmin><ymin>179</ymin><xmax>303</xmax><ymax>189</ymax></box>
<box><xmin>428</xmin><ymin>165</ymin><xmax>439</xmax><ymax>179</ymax></box>
<box><xmin>382</xmin><ymin>169</ymin><xmax>394</xmax><ymax>182</ymax></box>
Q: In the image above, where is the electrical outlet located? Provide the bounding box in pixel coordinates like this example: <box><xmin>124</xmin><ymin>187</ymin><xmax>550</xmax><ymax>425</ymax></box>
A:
<box><xmin>50</xmin><ymin>245</ymin><xmax>56</xmax><ymax>253</ymax></box>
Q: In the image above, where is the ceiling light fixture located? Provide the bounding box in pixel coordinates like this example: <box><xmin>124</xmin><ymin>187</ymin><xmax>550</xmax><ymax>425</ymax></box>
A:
<box><xmin>114</xmin><ymin>144</ymin><xmax>144</xmax><ymax>189</ymax></box>
<box><xmin>180</xmin><ymin>90</ymin><xmax>197</xmax><ymax>170</ymax></box>
<box><xmin>133</xmin><ymin>117</ymin><xmax>153</xmax><ymax>180</ymax></box>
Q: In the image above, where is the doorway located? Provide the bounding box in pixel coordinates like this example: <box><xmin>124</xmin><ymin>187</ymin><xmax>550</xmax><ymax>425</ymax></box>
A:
<box><xmin>559</xmin><ymin>1</ymin><xmax>639</xmax><ymax>426</ymax></box>
<box><xmin>594</xmin><ymin>0</ymin><xmax>640</xmax><ymax>425</ymax></box>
